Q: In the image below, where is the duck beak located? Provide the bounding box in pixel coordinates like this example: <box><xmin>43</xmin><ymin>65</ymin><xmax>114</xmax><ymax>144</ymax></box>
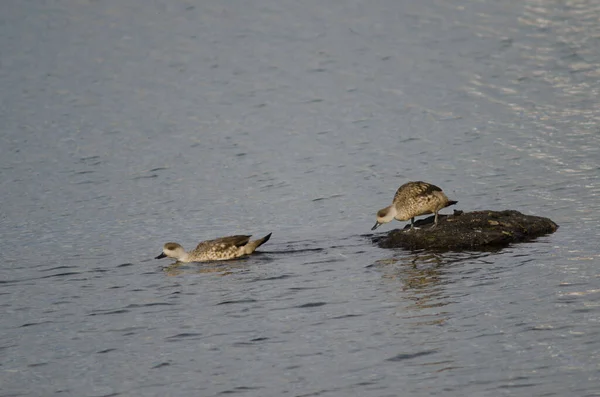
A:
<box><xmin>155</xmin><ymin>253</ymin><xmax>167</xmax><ymax>259</ymax></box>
<box><xmin>371</xmin><ymin>222</ymin><xmax>382</xmax><ymax>231</ymax></box>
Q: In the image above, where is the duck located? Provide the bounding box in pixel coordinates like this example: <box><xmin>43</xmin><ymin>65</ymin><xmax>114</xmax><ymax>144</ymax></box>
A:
<box><xmin>156</xmin><ymin>233</ymin><xmax>272</xmax><ymax>263</ymax></box>
<box><xmin>372</xmin><ymin>181</ymin><xmax>457</xmax><ymax>230</ymax></box>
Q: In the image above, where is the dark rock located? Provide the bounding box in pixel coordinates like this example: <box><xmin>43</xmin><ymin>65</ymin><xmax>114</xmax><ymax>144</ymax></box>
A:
<box><xmin>372</xmin><ymin>210</ymin><xmax>559</xmax><ymax>251</ymax></box>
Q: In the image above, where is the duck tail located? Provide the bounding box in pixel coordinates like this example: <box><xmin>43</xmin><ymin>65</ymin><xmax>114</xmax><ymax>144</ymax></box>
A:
<box><xmin>244</xmin><ymin>233</ymin><xmax>272</xmax><ymax>254</ymax></box>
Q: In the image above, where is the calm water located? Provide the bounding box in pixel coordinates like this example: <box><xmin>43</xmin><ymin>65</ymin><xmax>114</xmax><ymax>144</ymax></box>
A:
<box><xmin>1</xmin><ymin>0</ymin><xmax>599</xmax><ymax>396</ymax></box>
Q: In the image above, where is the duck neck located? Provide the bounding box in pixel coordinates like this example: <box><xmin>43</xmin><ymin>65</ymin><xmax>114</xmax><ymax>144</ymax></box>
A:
<box><xmin>385</xmin><ymin>205</ymin><xmax>398</xmax><ymax>222</ymax></box>
<box><xmin>177</xmin><ymin>251</ymin><xmax>191</xmax><ymax>263</ymax></box>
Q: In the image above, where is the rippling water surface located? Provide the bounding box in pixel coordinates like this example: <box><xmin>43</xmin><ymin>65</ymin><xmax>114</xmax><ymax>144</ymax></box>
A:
<box><xmin>1</xmin><ymin>0</ymin><xmax>599</xmax><ymax>396</ymax></box>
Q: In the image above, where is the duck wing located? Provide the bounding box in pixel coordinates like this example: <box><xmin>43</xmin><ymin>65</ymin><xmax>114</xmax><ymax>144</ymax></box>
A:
<box><xmin>195</xmin><ymin>235</ymin><xmax>252</xmax><ymax>250</ymax></box>
<box><xmin>394</xmin><ymin>181</ymin><xmax>441</xmax><ymax>202</ymax></box>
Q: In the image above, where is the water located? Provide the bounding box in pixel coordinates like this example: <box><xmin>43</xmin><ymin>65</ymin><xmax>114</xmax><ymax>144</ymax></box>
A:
<box><xmin>1</xmin><ymin>0</ymin><xmax>599</xmax><ymax>396</ymax></box>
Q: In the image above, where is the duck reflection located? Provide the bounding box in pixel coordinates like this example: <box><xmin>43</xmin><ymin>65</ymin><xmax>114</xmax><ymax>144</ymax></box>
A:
<box><xmin>371</xmin><ymin>250</ymin><xmax>499</xmax><ymax>324</ymax></box>
<box><xmin>161</xmin><ymin>260</ymin><xmax>253</xmax><ymax>277</ymax></box>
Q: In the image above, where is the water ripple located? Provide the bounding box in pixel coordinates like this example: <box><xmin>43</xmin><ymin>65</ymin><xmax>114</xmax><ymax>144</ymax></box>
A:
<box><xmin>387</xmin><ymin>350</ymin><xmax>438</xmax><ymax>361</ymax></box>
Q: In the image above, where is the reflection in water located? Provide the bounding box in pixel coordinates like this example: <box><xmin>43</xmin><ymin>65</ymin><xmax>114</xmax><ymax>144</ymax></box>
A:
<box><xmin>162</xmin><ymin>260</ymin><xmax>252</xmax><ymax>277</ymax></box>
<box><xmin>3</xmin><ymin>0</ymin><xmax>597</xmax><ymax>395</ymax></box>
<box><xmin>371</xmin><ymin>250</ymin><xmax>500</xmax><ymax>325</ymax></box>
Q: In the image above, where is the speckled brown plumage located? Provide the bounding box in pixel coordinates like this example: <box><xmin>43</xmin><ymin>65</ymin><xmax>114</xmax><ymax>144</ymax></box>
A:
<box><xmin>156</xmin><ymin>233</ymin><xmax>272</xmax><ymax>263</ymax></box>
<box><xmin>372</xmin><ymin>181</ymin><xmax>457</xmax><ymax>230</ymax></box>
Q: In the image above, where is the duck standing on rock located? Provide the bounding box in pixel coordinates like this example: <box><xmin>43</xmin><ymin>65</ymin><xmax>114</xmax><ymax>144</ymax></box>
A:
<box><xmin>372</xmin><ymin>181</ymin><xmax>457</xmax><ymax>231</ymax></box>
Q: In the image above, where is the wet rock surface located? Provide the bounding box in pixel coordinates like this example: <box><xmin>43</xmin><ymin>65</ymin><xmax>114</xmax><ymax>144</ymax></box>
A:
<box><xmin>372</xmin><ymin>210</ymin><xmax>559</xmax><ymax>251</ymax></box>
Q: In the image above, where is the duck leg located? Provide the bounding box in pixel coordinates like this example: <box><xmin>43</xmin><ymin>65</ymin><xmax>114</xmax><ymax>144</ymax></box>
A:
<box><xmin>406</xmin><ymin>217</ymin><xmax>420</xmax><ymax>232</ymax></box>
<box><xmin>430</xmin><ymin>210</ymin><xmax>439</xmax><ymax>229</ymax></box>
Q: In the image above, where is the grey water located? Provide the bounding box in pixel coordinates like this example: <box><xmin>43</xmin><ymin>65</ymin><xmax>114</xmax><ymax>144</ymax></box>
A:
<box><xmin>1</xmin><ymin>0</ymin><xmax>599</xmax><ymax>396</ymax></box>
